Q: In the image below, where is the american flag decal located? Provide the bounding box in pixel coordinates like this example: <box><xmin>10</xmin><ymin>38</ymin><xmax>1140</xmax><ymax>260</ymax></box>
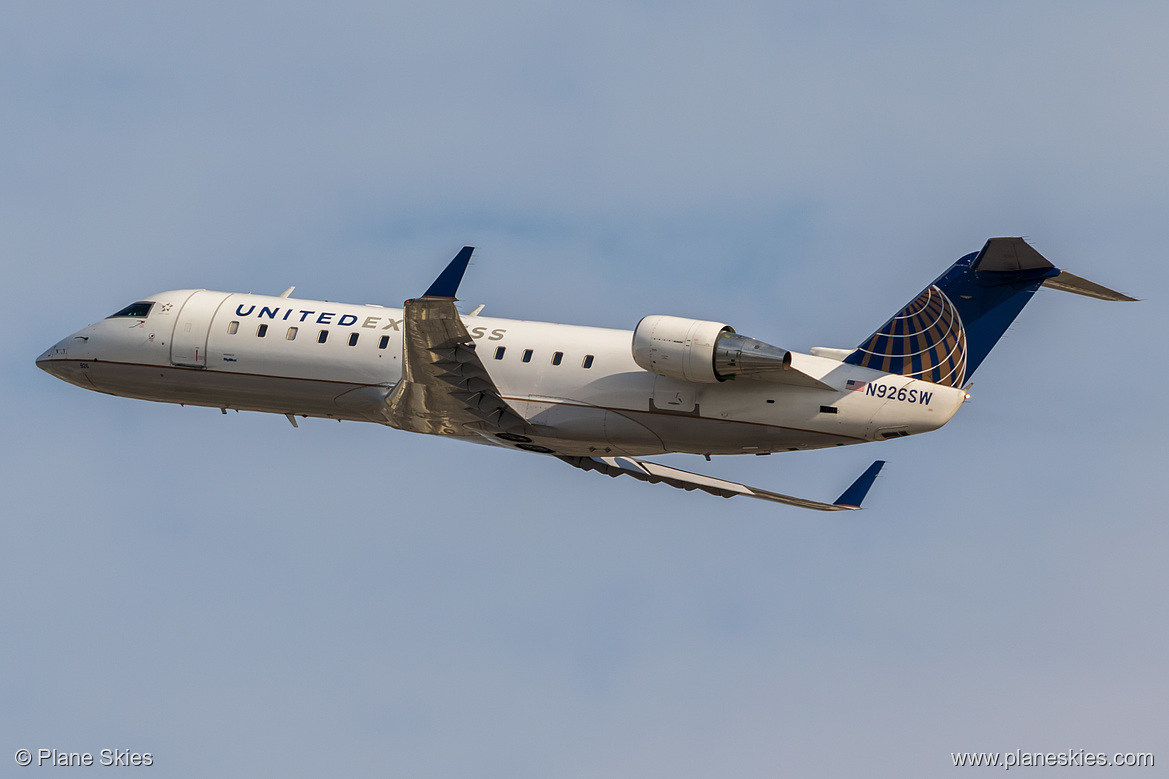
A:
<box><xmin>845</xmin><ymin>379</ymin><xmax>867</xmax><ymax>392</ymax></box>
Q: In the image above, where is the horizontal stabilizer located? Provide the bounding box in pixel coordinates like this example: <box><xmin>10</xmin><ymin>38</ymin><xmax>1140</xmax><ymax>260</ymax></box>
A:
<box><xmin>974</xmin><ymin>236</ymin><xmax>1054</xmax><ymax>273</ymax></box>
<box><xmin>559</xmin><ymin>455</ymin><xmax>885</xmax><ymax>511</ymax></box>
<box><xmin>1041</xmin><ymin>270</ymin><xmax>1136</xmax><ymax>302</ymax></box>
<box><xmin>810</xmin><ymin>346</ymin><xmax>853</xmax><ymax>362</ymax></box>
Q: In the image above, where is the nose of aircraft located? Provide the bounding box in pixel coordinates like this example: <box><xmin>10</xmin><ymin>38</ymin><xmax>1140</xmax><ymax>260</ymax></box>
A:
<box><xmin>36</xmin><ymin>335</ymin><xmax>73</xmax><ymax>379</ymax></box>
<box><xmin>36</xmin><ymin>330</ymin><xmax>97</xmax><ymax>382</ymax></box>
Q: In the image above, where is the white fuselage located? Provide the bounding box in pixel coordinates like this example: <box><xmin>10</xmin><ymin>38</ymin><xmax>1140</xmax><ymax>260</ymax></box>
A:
<box><xmin>37</xmin><ymin>289</ymin><xmax>967</xmax><ymax>457</ymax></box>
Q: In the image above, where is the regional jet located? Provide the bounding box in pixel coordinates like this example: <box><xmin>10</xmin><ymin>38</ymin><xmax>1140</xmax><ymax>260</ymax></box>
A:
<box><xmin>36</xmin><ymin>238</ymin><xmax>1132</xmax><ymax>510</ymax></box>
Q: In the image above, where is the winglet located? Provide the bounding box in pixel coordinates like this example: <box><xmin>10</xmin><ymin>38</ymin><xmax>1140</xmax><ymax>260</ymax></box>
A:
<box><xmin>833</xmin><ymin>460</ymin><xmax>885</xmax><ymax>508</ymax></box>
<box><xmin>423</xmin><ymin>246</ymin><xmax>475</xmax><ymax>298</ymax></box>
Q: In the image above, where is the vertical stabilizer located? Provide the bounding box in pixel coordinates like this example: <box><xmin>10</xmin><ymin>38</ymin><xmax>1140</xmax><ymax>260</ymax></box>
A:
<box><xmin>844</xmin><ymin>238</ymin><xmax>1065</xmax><ymax>383</ymax></box>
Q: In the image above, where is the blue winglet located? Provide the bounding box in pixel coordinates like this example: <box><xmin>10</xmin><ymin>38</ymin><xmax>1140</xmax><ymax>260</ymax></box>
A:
<box><xmin>423</xmin><ymin>246</ymin><xmax>475</xmax><ymax>298</ymax></box>
<box><xmin>834</xmin><ymin>460</ymin><xmax>885</xmax><ymax>508</ymax></box>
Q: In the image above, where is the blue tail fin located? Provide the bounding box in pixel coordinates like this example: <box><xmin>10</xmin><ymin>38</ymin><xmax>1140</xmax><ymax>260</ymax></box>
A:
<box><xmin>844</xmin><ymin>238</ymin><xmax>1068</xmax><ymax>385</ymax></box>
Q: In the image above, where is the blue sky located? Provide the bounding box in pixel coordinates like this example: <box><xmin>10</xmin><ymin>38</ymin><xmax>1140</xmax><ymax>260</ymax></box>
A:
<box><xmin>3</xmin><ymin>3</ymin><xmax>1166</xmax><ymax>776</ymax></box>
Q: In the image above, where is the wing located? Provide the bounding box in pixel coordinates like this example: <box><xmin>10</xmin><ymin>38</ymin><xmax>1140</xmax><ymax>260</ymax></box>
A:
<box><xmin>385</xmin><ymin>247</ymin><xmax>531</xmax><ymax>437</ymax></box>
<box><xmin>560</xmin><ymin>455</ymin><xmax>886</xmax><ymax>511</ymax></box>
<box><xmin>389</xmin><ymin>248</ymin><xmax>884</xmax><ymax>511</ymax></box>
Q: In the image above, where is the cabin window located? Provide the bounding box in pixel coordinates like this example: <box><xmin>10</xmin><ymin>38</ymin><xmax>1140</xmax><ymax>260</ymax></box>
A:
<box><xmin>348</xmin><ymin>333</ymin><xmax>359</xmax><ymax>347</ymax></box>
<box><xmin>286</xmin><ymin>327</ymin><xmax>298</xmax><ymax>341</ymax></box>
<box><xmin>494</xmin><ymin>346</ymin><xmax>506</xmax><ymax>360</ymax></box>
<box><xmin>257</xmin><ymin>324</ymin><xmax>268</xmax><ymax>338</ymax></box>
<box><xmin>318</xmin><ymin>330</ymin><xmax>329</xmax><ymax>344</ymax></box>
<box><xmin>582</xmin><ymin>354</ymin><xmax>594</xmax><ymax>369</ymax></box>
<box><xmin>378</xmin><ymin>335</ymin><xmax>390</xmax><ymax>350</ymax></box>
<box><xmin>551</xmin><ymin>351</ymin><xmax>563</xmax><ymax>366</ymax></box>
<box><xmin>107</xmin><ymin>302</ymin><xmax>154</xmax><ymax>319</ymax></box>
<box><xmin>522</xmin><ymin>349</ymin><xmax>533</xmax><ymax>363</ymax></box>
<box><xmin>227</xmin><ymin>321</ymin><xmax>239</xmax><ymax>335</ymax></box>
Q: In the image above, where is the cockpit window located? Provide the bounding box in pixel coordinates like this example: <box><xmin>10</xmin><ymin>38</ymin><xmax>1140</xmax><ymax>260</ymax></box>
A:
<box><xmin>107</xmin><ymin>302</ymin><xmax>154</xmax><ymax>319</ymax></box>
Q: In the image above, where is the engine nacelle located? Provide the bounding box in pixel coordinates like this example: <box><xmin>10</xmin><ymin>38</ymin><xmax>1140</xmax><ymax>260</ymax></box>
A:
<box><xmin>632</xmin><ymin>315</ymin><xmax>793</xmax><ymax>383</ymax></box>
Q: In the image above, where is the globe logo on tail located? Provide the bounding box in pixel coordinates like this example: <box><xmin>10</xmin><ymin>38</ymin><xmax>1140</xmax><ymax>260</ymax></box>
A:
<box><xmin>851</xmin><ymin>285</ymin><xmax>967</xmax><ymax>388</ymax></box>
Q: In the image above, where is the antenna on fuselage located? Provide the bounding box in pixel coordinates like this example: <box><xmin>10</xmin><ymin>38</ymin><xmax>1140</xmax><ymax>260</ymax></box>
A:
<box><xmin>279</xmin><ymin>286</ymin><xmax>295</xmax><ymax>298</ymax></box>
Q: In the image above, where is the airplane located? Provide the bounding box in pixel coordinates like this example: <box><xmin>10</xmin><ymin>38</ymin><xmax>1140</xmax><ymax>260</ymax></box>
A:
<box><xmin>36</xmin><ymin>237</ymin><xmax>1133</xmax><ymax>510</ymax></box>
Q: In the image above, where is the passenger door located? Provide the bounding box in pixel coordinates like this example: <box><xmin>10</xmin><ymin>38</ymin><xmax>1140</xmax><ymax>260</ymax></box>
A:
<box><xmin>170</xmin><ymin>291</ymin><xmax>230</xmax><ymax>367</ymax></box>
